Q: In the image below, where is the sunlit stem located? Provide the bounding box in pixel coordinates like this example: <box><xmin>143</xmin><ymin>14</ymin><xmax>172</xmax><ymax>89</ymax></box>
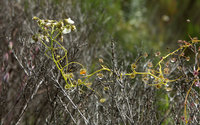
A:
<box><xmin>184</xmin><ymin>79</ymin><xmax>197</xmax><ymax>124</ymax></box>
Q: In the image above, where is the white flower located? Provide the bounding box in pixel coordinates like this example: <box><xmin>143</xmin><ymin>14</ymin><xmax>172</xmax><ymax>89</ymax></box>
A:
<box><xmin>45</xmin><ymin>23</ymin><xmax>52</xmax><ymax>27</ymax></box>
<box><xmin>64</xmin><ymin>18</ymin><xmax>74</xmax><ymax>24</ymax></box>
<box><xmin>62</xmin><ymin>28</ymin><xmax>71</xmax><ymax>34</ymax></box>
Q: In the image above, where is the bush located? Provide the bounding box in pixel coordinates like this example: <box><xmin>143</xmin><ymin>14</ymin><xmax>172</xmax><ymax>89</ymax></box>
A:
<box><xmin>1</xmin><ymin>0</ymin><xmax>200</xmax><ymax>125</ymax></box>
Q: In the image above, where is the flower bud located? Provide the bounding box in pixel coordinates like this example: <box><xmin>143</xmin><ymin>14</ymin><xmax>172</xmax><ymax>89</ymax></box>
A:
<box><xmin>60</xmin><ymin>35</ymin><xmax>63</xmax><ymax>42</ymax></box>
<box><xmin>71</xmin><ymin>25</ymin><xmax>76</xmax><ymax>31</ymax></box>
<box><xmin>32</xmin><ymin>35</ymin><xmax>38</xmax><ymax>42</ymax></box>
<box><xmin>32</xmin><ymin>16</ymin><xmax>39</xmax><ymax>20</ymax></box>
<box><xmin>56</xmin><ymin>21</ymin><xmax>64</xmax><ymax>28</ymax></box>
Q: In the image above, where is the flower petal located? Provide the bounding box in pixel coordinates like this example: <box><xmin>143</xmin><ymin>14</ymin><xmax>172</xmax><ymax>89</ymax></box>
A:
<box><xmin>62</xmin><ymin>28</ymin><xmax>71</xmax><ymax>34</ymax></box>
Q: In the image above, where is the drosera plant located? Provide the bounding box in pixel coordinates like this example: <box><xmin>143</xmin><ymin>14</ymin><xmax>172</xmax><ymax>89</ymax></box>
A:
<box><xmin>122</xmin><ymin>53</ymin><xmax>182</xmax><ymax>89</ymax></box>
<box><xmin>121</xmin><ymin>36</ymin><xmax>200</xmax><ymax>124</ymax></box>
<box><xmin>32</xmin><ymin>16</ymin><xmax>200</xmax><ymax>124</ymax></box>
<box><xmin>32</xmin><ymin>16</ymin><xmax>111</xmax><ymax>100</ymax></box>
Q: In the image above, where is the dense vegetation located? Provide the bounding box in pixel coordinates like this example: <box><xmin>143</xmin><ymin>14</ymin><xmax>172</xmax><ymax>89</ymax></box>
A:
<box><xmin>1</xmin><ymin>0</ymin><xmax>200</xmax><ymax>125</ymax></box>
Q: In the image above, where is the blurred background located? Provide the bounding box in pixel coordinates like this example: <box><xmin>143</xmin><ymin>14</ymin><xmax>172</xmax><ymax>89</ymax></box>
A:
<box><xmin>98</xmin><ymin>0</ymin><xmax>200</xmax><ymax>53</ymax></box>
<box><xmin>1</xmin><ymin>0</ymin><xmax>200</xmax><ymax>55</ymax></box>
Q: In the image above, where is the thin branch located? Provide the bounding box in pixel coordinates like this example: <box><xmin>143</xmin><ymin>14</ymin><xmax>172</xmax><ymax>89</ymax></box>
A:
<box><xmin>15</xmin><ymin>78</ymin><xmax>44</xmax><ymax>125</ymax></box>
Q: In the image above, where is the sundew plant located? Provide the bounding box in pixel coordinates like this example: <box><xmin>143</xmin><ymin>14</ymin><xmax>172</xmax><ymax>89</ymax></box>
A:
<box><xmin>32</xmin><ymin>17</ymin><xmax>111</xmax><ymax>98</ymax></box>
<box><xmin>32</xmin><ymin>17</ymin><xmax>200</xmax><ymax>124</ymax></box>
